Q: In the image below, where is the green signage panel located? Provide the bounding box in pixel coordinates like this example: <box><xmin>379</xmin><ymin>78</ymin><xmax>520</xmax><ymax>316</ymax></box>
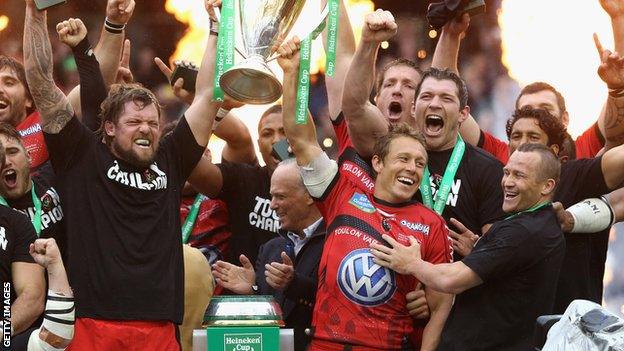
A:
<box><xmin>207</xmin><ymin>326</ymin><xmax>279</xmax><ymax>351</ymax></box>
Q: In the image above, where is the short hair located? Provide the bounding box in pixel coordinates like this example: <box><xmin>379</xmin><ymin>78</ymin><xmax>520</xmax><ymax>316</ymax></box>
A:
<box><xmin>258</xmin><ymin>104</ymin><xmax>283</xmax><ymax>132</ymax></box>
<box><xmin>375</xmin><ymin>58</ymin><xmax>421</xmax><ymax>95</ymax></box>
<box><xmin>505</xmin><ymin>107</ymin><xmax>567</xmax><ymax>152</ymax></box>
<box><xmin>373</xmin><ymin>123</ymin><xmax>427</xmax><ymax>162</ymax></box>
<box><xmin>515</xmin><ymin>143</ymin><xmax>561</xmax><ymax>183</ymax></box>
<box><xmin>275</xmin><ymin>158</ymin><xmax>305</xmax><ymax>189</ymax></box>
<box><xmin>98</xmin><ymin>84</ymin><xmax>161</xmax><ymax>145</ymax></box>
<box><xmin>0</xmin><ymin>122</ymin><xmax>26</xmax><ymax>152</ymax></box>
<box><xmin>515</xmin><ymin>82</ymin><xmax>567</xmax><ymax>116</ymax></box>
<box><xmin>414</xmin><ymin>67</ymin><xmax>468</xmax><ymax>109</ymax></box>
<box><xmin>0</xmin><ymin>56</ymin><xmax>35</xmax><ymax>115</ymax></box>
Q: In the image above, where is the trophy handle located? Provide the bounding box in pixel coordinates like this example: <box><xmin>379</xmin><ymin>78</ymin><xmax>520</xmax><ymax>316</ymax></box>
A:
<box><xmin>265</xmin><ymin>3</ymin><xmax>330</xmax><ymax>63</ymax></box>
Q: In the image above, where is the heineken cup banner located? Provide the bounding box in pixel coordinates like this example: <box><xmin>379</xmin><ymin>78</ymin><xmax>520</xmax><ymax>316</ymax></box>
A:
<box><xmin>213</xmin><ymin>0</ymin><xmax>330</xmax><ymax>105</ymax></box>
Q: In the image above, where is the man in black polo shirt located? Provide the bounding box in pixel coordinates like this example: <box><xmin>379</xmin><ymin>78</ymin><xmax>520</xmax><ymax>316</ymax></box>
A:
<box><xmin>371</xmin><ymin>143</ymin><xmax>566</xmax><ymax>350</ymax></box>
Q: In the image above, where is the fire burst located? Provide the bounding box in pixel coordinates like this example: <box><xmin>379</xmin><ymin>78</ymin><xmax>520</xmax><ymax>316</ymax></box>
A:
<box><xmin>498</xmin><ymin>1</ymin><xmax>613</xmax><ymax>137</ymax></box>
<box><xmin>0</xmin><ymin>15</ymin><xmax>9</xmax><ymax>32</ymax></box>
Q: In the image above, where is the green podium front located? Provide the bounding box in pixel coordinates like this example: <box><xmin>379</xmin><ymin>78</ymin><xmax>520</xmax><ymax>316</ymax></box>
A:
<box><xmin>195</xmin><ymin>295</ymin><xmax>294</xmax><ymax>351</ymax></box>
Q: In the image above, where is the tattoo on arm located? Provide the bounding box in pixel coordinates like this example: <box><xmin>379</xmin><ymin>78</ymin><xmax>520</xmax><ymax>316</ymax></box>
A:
<box><xmin>23</xmin><ymin>7</ymin><xmax>74</xmax><ymax>134</ymax></box>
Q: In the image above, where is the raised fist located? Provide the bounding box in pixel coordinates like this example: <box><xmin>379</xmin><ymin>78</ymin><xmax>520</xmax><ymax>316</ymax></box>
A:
<box><xmin>106</xmin><ymin>0</ymin><xmax>136</xmax><ymax>25</ymax></box>
<box><xmin>361</xmin><ymin>9</ymin><xmax>397</xmax><ymax>44</ymax></box>
<box><xmin>56</xmin><ymin>18</ymin><xmax>87</xmax><ymax>48</ymax></box>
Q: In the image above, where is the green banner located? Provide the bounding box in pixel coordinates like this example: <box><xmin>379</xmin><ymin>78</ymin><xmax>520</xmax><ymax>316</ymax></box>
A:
<box><xmin>207</xmin><ymin>326</ymin><xmax>279</xmax><ymax>351</ymax></box>
<box><xmin>181</xmin><ymin>193</ymin><xmax>205</xmax><ymax>244</ymax></box>
<box><xmin>325</xmin><ymin>0</ymin><xmax>339</xmax><ymax>77</ymax></box>
<box><xmin>295</xmin><ymin>35</ymin><xmax>312</xmax><ymax>125</ymax></box>
<box><xmin>213</xmin><ymin>0</ymin><xmax>235</xmax><ymax>101</ymax></box>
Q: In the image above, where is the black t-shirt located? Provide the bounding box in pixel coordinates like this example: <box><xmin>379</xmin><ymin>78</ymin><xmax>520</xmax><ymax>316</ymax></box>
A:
<box><xmin>44</xmin><ymin>116</ymin><xmax>204</xmax><ymax>323</ymax></box>
<box><xmin>6</xmin><ymin>169</ymin><xmax>66</xmax><ymax>261</ymax></box>
<box><xmin>217</xmin><ymin>163</ymin><xmax>278</xmax><ymax>264</ymax></box>
<box><xmin>0</xmin><ymin>205</ymin><xmax>37</xmax><ymax>304</ymax></box>
<box><xmin>552</xmin><ymin>156</ymin><xmax>612</xmax><ymax>313</ymax></box>
<box><xmin>415</xmin><ymin>143</ymin><xmax>506</xmax><ymax>259</ymax></box>
<box><xmin>439</xmin><ymin>205</ymin><xmax>565</xmax><ymax>351</ymax></box>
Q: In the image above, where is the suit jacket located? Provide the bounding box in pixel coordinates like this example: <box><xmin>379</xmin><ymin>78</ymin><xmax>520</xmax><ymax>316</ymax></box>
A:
<box><xmin>254</xmin><ymin>221</ymin><xmax>326</xmax><ymax>351</ymax></box>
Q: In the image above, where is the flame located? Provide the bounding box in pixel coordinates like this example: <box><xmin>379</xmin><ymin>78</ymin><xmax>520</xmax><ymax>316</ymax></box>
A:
<box><xmin>0</xmin><ymin>15</ymin><xmax>8</xmax><ymax>32</ymax></box>
<box><xmin>165</xmin><ymin>0</ymin><xmax>374</xmax><ymax>163</ymax></box>
<box><xmin>499</xmin><ymin>1</ymin><xmax>613</xmax><ymax>137</ymax></box>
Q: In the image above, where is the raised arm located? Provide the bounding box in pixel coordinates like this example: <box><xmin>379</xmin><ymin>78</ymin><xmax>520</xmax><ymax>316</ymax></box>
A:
<box><xmin>322</xmin><ymin>0</ymin><xmax>356</xmax><ymax>120</ymax></box>
<box><xmin>66</xmin><ymin>0</ymin><xmax>135</xmax><ymax>117</ymax></box>
<box><xmin>278</xmin><ymin>38</ymin><xmax>322</xmax><ymax>166</ymax></box>
<box><xmin>431</xmin><ymin>14</ymin><xmax>482</xmax><ymax>146</ymax></box>
<box><xmin>594</xmin><ymin>30</ymin><xmax>624</xmax><ymax>149</ymax></box>
<box><xmin>23</xmin><ymin>1</ymin><xmax>74</xmax><ymax>134</ymax></box>
<box><xmin>601</xmin><ymin>142</ymin><xmax>624</xmax><ymax>189</ymax></box>
<box><xmin>341</xmin><ymin>9</ymin><xmax>395</xmax><ymax>157</ymax></box>
<box><xmin>183</xmin><ymin>0</ymin><xmax>222</xmax><ymax>147</ymax></box>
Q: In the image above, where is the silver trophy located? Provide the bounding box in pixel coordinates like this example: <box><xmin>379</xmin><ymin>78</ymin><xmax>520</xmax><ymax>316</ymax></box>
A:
<box><xmin>219</xmin><ymin>0</ymin><xmax>325</xmax><ymax>104</ymax></box>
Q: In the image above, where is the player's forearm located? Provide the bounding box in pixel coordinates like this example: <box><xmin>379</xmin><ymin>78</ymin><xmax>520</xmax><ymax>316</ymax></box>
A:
<box><xmin>282</xmin><ymin>62</ymin><xmax>321</xmax><ymax>165</ymax></box>
<box><xmin>23</xmin><ymin>4</ymin><xmax>74</xmax><ymax>134</ymax></box>
<box><xmin>411</xmin><ymin>260</ymin><xmax>466</xmax><ymax>295</ymax></box>
<box><xmin>11</xmin><ymin>289</ymin><xmax>44</xmax><ymax>335</ymax></box>
<box><xmin>342</xmin><ymin>42</ymin><xmax>378</xmax><ymax>118</ymax></box>
<box><xmin>601</xmin><ymin>95</ymin><xmax>624</xmax><ymax>150</ymax></box>
<box><xmin>431</xmin><ymin>30</ymin><xmax>461</xmax><ymax>74</ymax></box>
<box><xmin>420</xmin><ymin>293</ymin><xmax>453</xmax><ymax>351</ymax></box>
<box><xmin>47</xmin><ymin>261</ymin><xmax>72</xmax><ymax>297</ymax></box>
<box><xmin>215</xmin><ymin>113</ymin><xmax>256</xmax><ymax>164</ymax></box>
<box><xmin>323</xmin><ymin>0</ymin><xmax>356</xmax><ymax>119</ymax></box>
<box><xmin>94</xmin><ymin>27</ymin><xmax>124</xmax><ymax>87</ymax></box>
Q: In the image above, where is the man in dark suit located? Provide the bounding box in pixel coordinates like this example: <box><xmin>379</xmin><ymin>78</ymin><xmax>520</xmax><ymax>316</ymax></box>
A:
<box><xmin>212</xmin><ymin>159</ymin><xmax>325</xmax><ymax>350</ymax></box>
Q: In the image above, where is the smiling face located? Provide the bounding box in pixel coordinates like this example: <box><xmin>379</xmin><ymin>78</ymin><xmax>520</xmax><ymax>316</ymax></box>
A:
<box><xmin>413</xmin><ymin>77</ymin><xmax>469</xmax><ymax>151</ymax></box>
<box><xmin>372</xmin><ymin>136</ymin><xmax>427</xmax><ymax>204</ymax></box>
<box><xmin>0</xmin><ymin>67</ymin><xmax>32</xmax><ymax>126</ymax></box>
<box><xmin>269</xmin><ymin>162</ymin><xmax>314</xmax><ymax>233</ymax></box>
<box><xmin>375</xmin><ymin>65</ymin><xmax>421</xmax><ymax>125</ymax></box>
<box><xmin>105</xmin><ymin>101</ymin><xmax>161</xmax><ymax>169</ymax></box>
<box><xmin>501</xmin><ymin>150</ymin><xmax>554</xmax><ymax>213</ymax></box>
<box><xmin>0</xmin><ymin>134</ymin><xmax>31</xmax><ymax>200</ymax></box>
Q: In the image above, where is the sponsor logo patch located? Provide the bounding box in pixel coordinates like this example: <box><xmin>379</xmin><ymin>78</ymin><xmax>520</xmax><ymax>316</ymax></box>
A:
<box><xmin>337</xmin><ymin>248</ymin><xmax>396</xmax><ymax>306</ymax></box>
<box><xmin>348</xmin><ymin>193</ymin><xmax>376</xmax><ymax>214</ymax></box>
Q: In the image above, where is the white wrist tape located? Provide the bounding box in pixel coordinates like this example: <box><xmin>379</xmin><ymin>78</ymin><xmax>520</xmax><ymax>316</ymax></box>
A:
<box><xmin>212</xmin><ymin>108</ymin><xmax>229</xmax><ymax>131</ymax></box>
<box><xmin>300</xmin><ymin>151</ymin><xmax>338</xmax><ymax>198</ymax></box>
<box><xmin>568</xmin><ymin>197</ymin><xmax>615</xmax><ymax>233</ymax></box>
<box><xmin>42</xmin><ymin>291</ymin><xmax>75</xmax><ymax>339</ymax></box>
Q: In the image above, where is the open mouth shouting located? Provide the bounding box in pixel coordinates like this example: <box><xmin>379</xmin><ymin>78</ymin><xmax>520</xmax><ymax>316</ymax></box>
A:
<box><xmin>425</xmin><ymin>114</ymin><xmax>444</xmax><ymax>136</ymax></box>
<box><xmin>2</xmin><ymin>168</ymin><xmax>17</xmax><ymax>189</ymax></box>
<box><xmin>0</xmin><ymin>99</ymin><xmax>9</xmax><ymax>114</ymax></box>
<box><xmin>388</xmin><ymin>101</ymin><xmax>403</xmax><ymax>122</ymax></box>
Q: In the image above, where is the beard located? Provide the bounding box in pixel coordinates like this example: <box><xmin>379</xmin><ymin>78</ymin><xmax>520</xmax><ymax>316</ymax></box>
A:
<box><xmin>111</xmin><ymin>141</ymin><xmax>158</xmax><ymax>170</ymax></box>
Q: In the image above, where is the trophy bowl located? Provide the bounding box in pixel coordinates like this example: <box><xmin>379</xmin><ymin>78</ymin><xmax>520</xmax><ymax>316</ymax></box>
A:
<box><xmin>219</xmin><ymin>0</ymin><xmax>307</xmax><ymax>105</ymax></box>
<box><xmin>204</xmin><ymin>295</ymin><xmax>286</xmax><ymax>327</ymax></box>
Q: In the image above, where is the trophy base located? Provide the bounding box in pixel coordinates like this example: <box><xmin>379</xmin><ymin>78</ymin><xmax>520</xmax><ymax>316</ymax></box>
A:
<box><xmin>220</xmin><ymin>56</ymin><xmax>282</xmax><ymax>105</ymax></box>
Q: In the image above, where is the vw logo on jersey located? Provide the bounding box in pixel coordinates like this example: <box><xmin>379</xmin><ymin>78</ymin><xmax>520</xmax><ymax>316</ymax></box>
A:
<box><xmin>337</xmin><ymin>248</ymin><xmax>396</xmax><ymax>306</ymax></box>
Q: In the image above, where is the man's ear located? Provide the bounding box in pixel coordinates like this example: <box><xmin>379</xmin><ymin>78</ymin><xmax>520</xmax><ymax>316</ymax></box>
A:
<box><xmin>372</xmin><ymin>155</ymin><xmax>383</xmax><ymax>174</ymax></box>
<box><xmin>549</xmin><ymin>144</ymin><xmax>560</xmax><ymax>157</ymax></box>
<box><xmin>458</xmin><ymin>105</ymin><xmax>470</xmax><ymax>124</ymax></box>
<box><xmin>541</xmin><ymin>178</ymin><xmax>556</xmax><ymax>196</ymax></box>
<box><xmin>561</xmin><ymin>111</ymin><xmax>570</xmax><ymax>128</ymax></box>
<box><xmin>105</xmin><ymin>120</ymin><xmax>115</xmax><ymax>138</ymax></box>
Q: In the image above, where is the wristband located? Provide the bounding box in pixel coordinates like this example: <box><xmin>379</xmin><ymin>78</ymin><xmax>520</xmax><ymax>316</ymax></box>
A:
<box><xmin>568</xmin><ymin>197</ymin><xmax>615</xmax><ymax>233</ymax></box>
<box><xmin>212</xmin><ymin>108</ymin><xmax>229</xmax><ymax>130</ymax></box>
<box><xmin>104</xmin><ymin>17</ymin><xmax>125</xmax><ymax>34</ymax></box>
<box><xmin>608</xmin><ymin>87</ymin><xmax>624</xmax><ymax>98</ymax></box>
<box><xmin>209</xmin><ymin>18</ymin><xmax>219</xmax><ymax>36</ymax></box>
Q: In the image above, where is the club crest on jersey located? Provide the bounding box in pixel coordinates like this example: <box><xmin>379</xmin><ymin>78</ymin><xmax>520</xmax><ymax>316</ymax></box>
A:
<box><xmin>337</xmin><ymin>248</ymin><xmax>396</xmax><ymax>306</ymax></box>
<box><xmin>348</xmin><ymin>193</ymin><xmax>376</xmax><ymax>214</ymax></box>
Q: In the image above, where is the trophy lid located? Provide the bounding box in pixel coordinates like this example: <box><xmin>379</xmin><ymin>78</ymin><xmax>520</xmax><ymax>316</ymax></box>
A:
<box><xmin>204</xmin><ymin>295</ymin><xmax>285</xmax><ymax>327</ymax></box>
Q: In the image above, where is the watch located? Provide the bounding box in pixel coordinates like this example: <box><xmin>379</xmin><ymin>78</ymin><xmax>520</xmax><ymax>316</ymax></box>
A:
<box><xmin>251</xmin><ymin>284</ymin><xmax>259</xmax><ymax>294</ymax></box>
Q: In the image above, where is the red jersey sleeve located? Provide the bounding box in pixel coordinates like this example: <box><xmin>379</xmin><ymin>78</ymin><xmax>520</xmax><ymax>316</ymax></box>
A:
<box><xmin>423</xmin><ymin>216</ymin><xmax>453</xmax><ymax>264</ymax></box>
<box><xmin>478</xmin><ymin>130</ymin><xmax>509</xmax><ymax>164</ymax></box>
<box><xmin>331</xmin><ymin>113</ymin><xmax>353</xmax><ymax>154</ymax></box>
<box><xmin>575</xmin><ymin>123</ymin><xmax>604</xmax><ymax>159</ymax></box>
